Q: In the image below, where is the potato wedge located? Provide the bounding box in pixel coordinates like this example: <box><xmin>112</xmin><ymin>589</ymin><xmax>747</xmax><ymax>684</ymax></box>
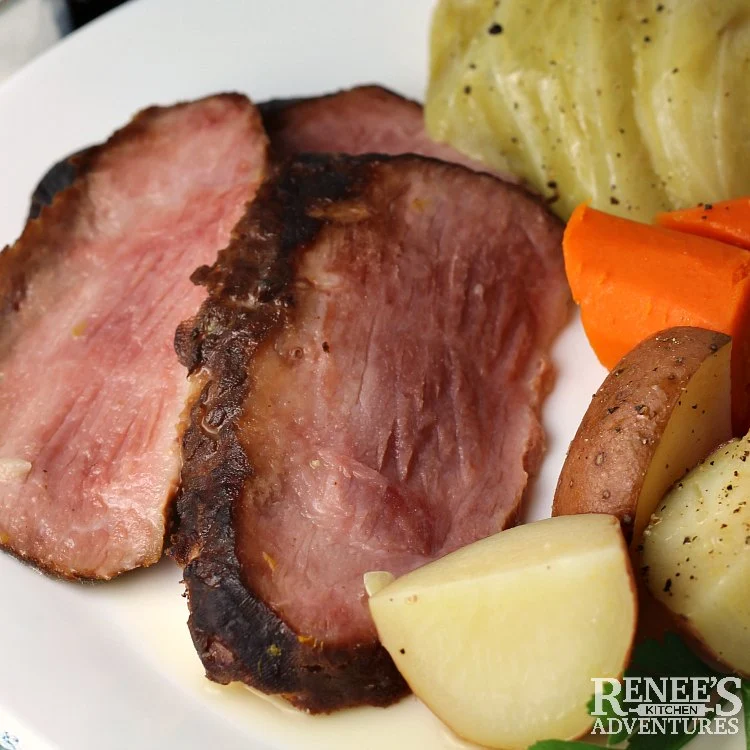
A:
<box><xmin>641</xmin><ymin>435</ymin><xmax>750</xmax><ymax>676</ymax></box>
<box><xmin>368</xmin><ymin>515</ymin><xmax>636</xmax><ymax>750</ymax></box>
<box><xmin>553</xmin><ymin>327</ymin><xmax>732</xmax><ymax>543</ymax></box>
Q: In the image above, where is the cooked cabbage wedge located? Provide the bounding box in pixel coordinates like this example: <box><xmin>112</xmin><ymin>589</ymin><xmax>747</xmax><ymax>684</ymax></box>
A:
<box><xmin>427</xmin><ymin>0</ymin><xmax>750</xmax><ymax>221</ymax></box>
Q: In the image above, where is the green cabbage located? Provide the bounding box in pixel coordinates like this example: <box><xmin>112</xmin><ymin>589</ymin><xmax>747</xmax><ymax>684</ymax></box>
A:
<box><xmin>427</xmin><ymin>0</ymin><xmax>750</xmax><ymax>221</ymax></box>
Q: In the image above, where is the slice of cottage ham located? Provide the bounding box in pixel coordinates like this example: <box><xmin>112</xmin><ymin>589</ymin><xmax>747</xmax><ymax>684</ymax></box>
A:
<box><xmin>0</xmin><ymin>94</ymin><xmax>267</xmax><ymax>579</ymax></box>
<box><xmin>172</xmin><ymin>154</ymin><xmax>570</xmax><ymax>711</ymax></box>
<box><xmin>260</xmin><ymin>85</ymin><xmax>518</xmax><ymax>180</ymax></box>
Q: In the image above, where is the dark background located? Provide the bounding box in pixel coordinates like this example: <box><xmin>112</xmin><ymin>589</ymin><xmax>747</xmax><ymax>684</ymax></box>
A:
<box><xmin>66</xmin><ymin>0</ymin><xmax>129</xmax><ymax>28</ymax></box>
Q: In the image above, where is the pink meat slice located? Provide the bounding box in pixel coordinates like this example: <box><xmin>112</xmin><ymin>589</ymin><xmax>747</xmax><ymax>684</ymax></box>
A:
<box><xmin>260</xmin><ymin>84</ymin><xmax>518</xmax><ymax>180</ymax></box>
<box><xmin>174</xmin><ymin>156</ymin><xmax>571</xmax><ymax>710</ymax></box>
<box><xmin>237</xmin><ymin>160</ymin><xmax>565</xmax><ymax>645</ymax></box>
<box><xmin>0</xmin><ymin>94</ymin><xmax>267</xmax><ymax>579</ymax></box>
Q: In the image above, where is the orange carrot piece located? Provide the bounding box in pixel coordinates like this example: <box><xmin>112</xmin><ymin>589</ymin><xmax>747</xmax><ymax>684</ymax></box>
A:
<box><xmin>656</xmin><ymin>197</ymin><xmax>750</xmax><ymax>251</ymax></box>
<box><xmin>564</xmin><ymin>204</ymin><xmax>750</xmax><ymax>431</ymax></box>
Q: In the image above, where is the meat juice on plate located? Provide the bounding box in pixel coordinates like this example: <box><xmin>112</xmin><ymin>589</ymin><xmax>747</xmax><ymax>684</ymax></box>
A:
<box><xmin>91</xmin><ymin>561</ymin><xmax>481</xmax><ymax>750</ymax></box>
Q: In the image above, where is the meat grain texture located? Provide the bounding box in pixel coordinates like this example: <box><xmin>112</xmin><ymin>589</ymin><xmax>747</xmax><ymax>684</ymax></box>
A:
<box><xmin>171</xmin><ymin>153</ymin><xmax>569</xmax><ymax>711</ymax></box>
<box><xmin>0</xmin><ymin>94</ymin><xmax>268</xmax><ymax>579</ymax></box>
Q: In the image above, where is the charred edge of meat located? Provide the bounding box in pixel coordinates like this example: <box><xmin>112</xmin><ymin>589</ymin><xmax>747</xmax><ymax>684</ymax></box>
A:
<box><xmin>3</xmin><ymin>94</ymin><xmax>251</xmax><ymax>322</ymax></box>
<box><xmin>26</xmin><ymin>84</ymin><xmax>381</xmax><ymax>225</ymax></box>
<box><xmin>1</xmin><ymin>146</ymin><xmax>96</xmax><ymax>321</ymax></box>
<box><xmin>28</xmin><ymin>149</ymin><xmax>92</xmax><ymax>221</ymax></box>
<box><xmin>0</xmin><ymin>535</ymin><xmax>107</xmax><ymax>582</ymax></box>
<box><xmin>170</xmin><ymin>155</ymin><xmax>410</xmax><ymax>712</ymax></box>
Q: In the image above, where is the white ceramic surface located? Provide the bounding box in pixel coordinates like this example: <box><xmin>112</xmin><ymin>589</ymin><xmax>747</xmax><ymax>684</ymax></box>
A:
<box><xmin>0</xmin><ymin>1</ymin><xmax>739</xmax><ymax>748</ymax></box>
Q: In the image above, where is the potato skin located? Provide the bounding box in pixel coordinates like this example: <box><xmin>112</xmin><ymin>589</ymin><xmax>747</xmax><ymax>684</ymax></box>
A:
<box><xmin>676</xmin><ymin>614</ymin><xmax>742</xmax><ymax>677</ymax></box>
<box><xmin>553</xmin><ymin>327</ymin><xmax>730</xmax><ymax>540</ymax></box>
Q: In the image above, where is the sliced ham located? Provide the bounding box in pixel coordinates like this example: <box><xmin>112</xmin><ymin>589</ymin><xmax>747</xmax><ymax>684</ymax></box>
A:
<box><xmin>28</xmin><ymin>86</ymin><xmax>512</xmax><ymax>219</ymax></box>
<box><xmin>0</xmin><ymin>94</ymin><xmax>267</xmax><ymax>579</ymax></box>
<box><xmin>261</xmin><ymin>85</ymin><xmax>517</xmax><ymax>179</ymax></box>
<box><xmin>171</xmin><ymin>153</ymin><xmax>569</xmax><ymax>711</ymax></box>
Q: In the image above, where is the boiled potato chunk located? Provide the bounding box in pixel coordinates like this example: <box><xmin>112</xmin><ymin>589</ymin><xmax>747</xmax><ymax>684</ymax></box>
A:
<box><xmin>642</xmin><ymin>435</ymin><xmax>750</xmax><ymax>675</ymax></box>
<box><xmin>554</xmin><ymin>328</ymin><xmax>732</xmax><ymax>544</ymax></box>
<box><xmin>368</xmin><ymin>515</ymin><xmax>636</xmax><ymax>749</ymax></box>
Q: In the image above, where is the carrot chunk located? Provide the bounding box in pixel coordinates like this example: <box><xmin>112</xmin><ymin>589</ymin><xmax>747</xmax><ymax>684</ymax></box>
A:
<box><xmin>656</xmin><ymin>197</ymin><xmax>750</xmax><ymax>251</ymax></box>
<box><xmin>564</xmin><ymin>204</ymin><xmax>750</xmax><ymax>431</ymax></box>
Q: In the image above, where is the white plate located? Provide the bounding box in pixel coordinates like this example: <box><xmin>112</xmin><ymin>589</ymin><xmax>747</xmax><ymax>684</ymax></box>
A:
<box><xmin>0</xmin><ymin>1</ymin><xmax>740</xmax><ymax>749</ymax></box>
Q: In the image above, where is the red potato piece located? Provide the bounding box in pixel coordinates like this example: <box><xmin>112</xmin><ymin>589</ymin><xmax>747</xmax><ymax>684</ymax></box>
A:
<box><xmin>553</xmin><ymin>327</ymin><xmax>732</xmax><ymax>545</ymax></box>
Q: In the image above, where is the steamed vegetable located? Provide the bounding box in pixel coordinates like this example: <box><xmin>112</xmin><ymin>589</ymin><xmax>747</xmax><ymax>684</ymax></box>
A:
<box><xmin>563</xmin><ymin>204</ymin><xmax>750</xmax><ymax>429</ymax></box>
<box><xmin>657</xmin><ymin>197</ymin><xmax>750</xmax><ymax>251</ymax></box>
<box><xmin>553</xmin><ymin>327</ymin><xmax>732</xmax><ymax>544</ymax></box>
<box><xmin>427</xmin><ymin>0</ymin><xmax>750</xmax><ymax>221</ymax></box>
<box><xmin>367</xmin><ymin>515</ymin><xmax>636</xmax><ymax>750</ymax></box>
<box><xmin>641</xmin><ymin>433</ymin><xmax>750</xmax><ymax>676</ymax></box>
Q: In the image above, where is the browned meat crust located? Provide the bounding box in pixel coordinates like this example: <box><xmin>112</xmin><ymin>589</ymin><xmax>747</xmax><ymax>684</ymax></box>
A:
<box><xmin>170</xmin><ymin>152</ymin><xmax>568</xmax><ymax>712</ymax></box>
<box><xmin>171</xmin><ymin>155</ymin><xmax>408</xmax><ymax>711</ymax></box>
